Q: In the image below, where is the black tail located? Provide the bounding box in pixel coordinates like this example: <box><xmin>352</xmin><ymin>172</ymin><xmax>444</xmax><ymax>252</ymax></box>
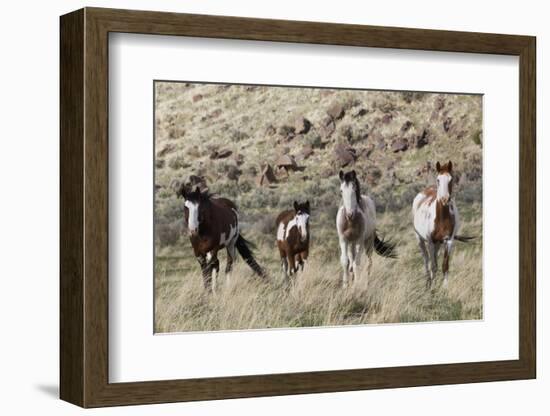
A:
<box><xmin>374</xmin><ymin>234</ymin><xmax>397</xmax><ymax>259</ymax></box>
<box><xmin>235</xmin><ymin>235</ymin><xmax>267</xmax><ymax>279</ymax></box>
<box><xmin>455</xmin><ymin>235</ymin><xmax>476</xmax><ymax>243</ymax></box>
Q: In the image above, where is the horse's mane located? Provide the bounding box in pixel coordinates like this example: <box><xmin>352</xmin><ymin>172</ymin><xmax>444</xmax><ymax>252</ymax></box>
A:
<box><xmin>353</xmin><ymin>177</ymin><xmax>362</xmax><ymax>208</ymax></box>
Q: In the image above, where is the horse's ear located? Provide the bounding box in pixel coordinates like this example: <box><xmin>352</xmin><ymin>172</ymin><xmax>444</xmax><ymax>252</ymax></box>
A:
<box><xmin>305</xmin><ymin>200</ymin><xmax>310</xmax><ymax>210</ymax></box>
<box><xmin>350</xmin><ymin>170</ymin><xmax>356</xmax><ymax>179</ymax></box>
<box><xmin>448</xmin><ymin>160</ymin><xmax>453</xmax><ymax>172</ymax></box>
<box><xmin>293</xmin><ymin>201</ymin><xmax>299</xmax><ymax>211</ymax></box>
<box><xmin>195</xmin><ymin>186</ymin><xmax>201</xmax><ymax>194</ymax></box>
<box><xmin>339</xmin><ymin>170</ymin><xmax>344</xmax><ymax>181</ymax></box>
<box><xmin>436</xmin><ymin>161</ymin><xmax>441</xmax><ymax>173</ymax></box>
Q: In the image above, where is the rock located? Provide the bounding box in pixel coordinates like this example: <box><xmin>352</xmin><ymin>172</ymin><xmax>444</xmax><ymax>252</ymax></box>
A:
<box><xmin>157</xmin><ymin>143</ymin><xmax>176</xmax><ymax>157</ymax></box>
<box><xmin>352</xmin><ymin>107</ymin><xmax>368</xmax><ymax>118</ymax></box>
<box><xmin>391</xmin><ymin>138</ymin><xmax>409</xmax><ymax>153</ymax></box>
<box><xmin>300</xmin><ymin>145</ymin><xmax>314</xmax><ymax>160</ymax></box>
<box><xmin>333</xmin><ymin>143</ymin><xmax>357</xmax><ymax>167</ymax></box>
<box><xmin>209</xmin><ymin>149</ymin><xmax>232</xmax><ymax>159</ymax></box>
<box><xmin>455</xmin><ymin>130</ymin><xmax>466</xmax><ymax>140</ymax></box>
<box><xmin>401</xmin><ymin>121</ymin><xmax>413</xmax><ymax>133</ymax></box>
<box><xmin>320</xmin><ymin>116</ymin><xmax>336</xmax><ymax>138</ymax></box>
<box><xmin>168</xmin><ymin>126</ymin><xmax>185</xmax><ymax>139</ymax></box>
<box><xmin>210</xmin><ymin>108</ymin><xmax>222</xmax><ymax>118</ymax></box>
<box><xmin>265</xmin><ymin>124</ymin><xmax>276</xmax><ymax>136</ymax></box>
<box><xmin>192</xmin><ymin>94</ymin><xmax>203</xmax><ymax>103</ymax></box>
<box><xmin>275</xmin><ymin>154</ymin><xmax>298</xmax><ymax>170</ymax></box>
<box><xmin>382</xmin><ymin>114</ymin><xmax>393</xmax><ymax>124</ymax></box>
<box><xmin>188</xmin><ymin>175</ymin><xmax>207</xmax><ymax>188</ymax></box>
<box><xmin>376</xmin><ymin>138</ymin><xmax>387</xmax><ymax>151</ymax></box>
<box><xmin>294</xmin><ymin>116</ymin><xmax>311</xmax><ymax>134</ymax></box>
<box><xmin>415</xmin><ymin>129</ymin><xmax>430</xmax><ymax>149</ymax></box>
<box><xmin>340</xmin><ymin>125</ymin><xmax>353</xmax><ymax>141</ymax></box>
<box><xmin>256</xmin><ymin>164</ymin><xmax>277</xmax><ymax>186</ymax></box>
<box><xmin>278</xmin><ymin>125</ymin><xmax>296</xmax><ymax>140</ymax></box>
<box><xmin>233</xmin><ymin>153</ymin><xmax>244</xmax><ymax>166</ymax></box>
<box><xmin>443</xmin><ymin>117</ymin><xmax>452</xmax><ymax>133</ymax></box>
<box><xmin>226</xmin><ymin>165</ymin><xmax>242</xmax><ymax>181</ymax></box>
<box><xmin>327</xmin><ymin>103</ymin><xmax>345</xmax><ymax>120</ymax></box>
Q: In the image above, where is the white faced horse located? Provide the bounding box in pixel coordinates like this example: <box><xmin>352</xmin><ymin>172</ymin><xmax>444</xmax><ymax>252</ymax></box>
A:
<box><xmin>336</xmin><ymin>170</ymin><xmax>396</xmax><ymax>288</ymax></box>
<box><xmin>412</xmin><ymin>161</ymin><xmax>471</xmax><ymax>288</ymax></box>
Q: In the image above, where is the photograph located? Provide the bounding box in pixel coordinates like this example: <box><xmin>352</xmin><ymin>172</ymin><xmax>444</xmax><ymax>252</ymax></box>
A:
<box><xmin>153</xmin><ymin>81</ymin><xmax>483</xmax><ymax>333</ymax></box>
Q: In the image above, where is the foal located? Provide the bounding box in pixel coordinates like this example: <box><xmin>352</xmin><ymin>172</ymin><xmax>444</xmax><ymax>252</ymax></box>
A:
<box><xmin>336</xmin><ymin>170</ymin><xmax>396</xmax><ymax>288</ymax></box>
<box><xmin>276</xmin><ymin>201</ymin><xmax>310</xmax><ymax>280</ymax></box>
<box><xmin>177</xmin><ymin>185</ymin><xmax>266</xmax><ymax>292</ymax></box>
<box><xmin>412</xmin><ymin>161</ymin><xmax>467</xmax><ymax>288</ymax></box>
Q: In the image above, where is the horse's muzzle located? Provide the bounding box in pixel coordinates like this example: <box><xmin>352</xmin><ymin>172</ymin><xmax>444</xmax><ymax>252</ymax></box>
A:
<box><xmin>188</xmin><ymin>229</ymin><xmax>198</xmax><ymax>237</ymax></box>
<box><xmin>346</xmin><ymin>212</ymin><xmax>355</xmax><ymax>221</ymax></box>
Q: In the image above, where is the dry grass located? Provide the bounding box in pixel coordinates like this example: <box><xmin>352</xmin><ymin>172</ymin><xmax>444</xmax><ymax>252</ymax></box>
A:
<box><xmin>155</xmin><ymin>204</ymin><xmax>482</xmax><ymax>333</ymax></box>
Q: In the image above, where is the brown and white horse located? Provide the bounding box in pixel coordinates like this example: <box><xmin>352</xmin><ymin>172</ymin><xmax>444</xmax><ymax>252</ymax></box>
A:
<box><xmin>276</xmin><ymin>201</ymin><xmax>310</xmax><ymax>280</ymax></box>
<box><xmin>337</xmin><ymin>170</ymin><xmax>396</xmax><ymax>288</ymax></box>
<box><xmin>412</xmin><ymin>161</ymin><xmax>471</xmax><ymax>288</ymax></box>
<box><xmin>177</xmin><ymin>185</ymin><xmax>267</xmax><ymax>292</ymax></box>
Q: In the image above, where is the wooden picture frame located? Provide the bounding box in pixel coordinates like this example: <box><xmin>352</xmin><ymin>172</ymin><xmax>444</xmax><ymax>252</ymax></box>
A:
<box><xmin>60</xmin><ymin>7</ymin><xmax>536</xmax><ymax>408</ymax></box>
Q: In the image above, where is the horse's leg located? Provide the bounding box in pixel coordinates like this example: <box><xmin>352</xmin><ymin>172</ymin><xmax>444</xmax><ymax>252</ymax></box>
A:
<box><xmin>364</xmin><ymin>237</ymin><xmax>374</xmax><ymax>285</ymax></box>
<box><xmin>347</xmin><ymin>242</ymin><xmax>358</xmax><ymax>284</ymax></box>
<box><xmin>339</xmin><ymin>238</ymin><xmax>350</xmax><ymax>288</ymax></box>
<box><xmin>206</xmin><ymin>251</ymin><xmax>219</xmax><ymax>294</ymax></box>
<box><xmin>287</xmin><ymin>252</ymin><xmax>297</xmax><ymax>276</ymax></box>
<box><xmin>295</xmin><ymin>252</ymin><xmax>304</xmax><ymax>272</ymax></box>
<box><xmin>351</xmin><ymin>242</ymin><xmax>363</xmax><ymax>284</ymax></box>
<box><xmin>299</xmin><ymin>250</ymin><xmax>308</xmax><ymax>272</ymax></box>
<box><xmin>278</xmin><ymin>244</ymin><xmax>289</xmax><ymax>281</ymax></box>
<box><xmin>442</xmin><ymin>239</ymin><xmax>453</xmax><ymax>288</ymax></box>
<box><xmin>198</xmin><ymin>255</ymin><xmax>212</xmax><ymax>291</ymax></box>
<box><xmin>281</xmin><ymin>256</ymin><xmax>289</xmax><ymax>281</ymax></box>
<box><xmin>426</xmin><ymin>240</ymin><xmax>437</xmax><ymax>289</ymax></box>
<box><xmin>416</xmin><ymin>235</ymin><xmax>430</xmax><ymax>281</ymax></box>
<box><xmin>225</xmin><ymin>242</ymin><xmax>236</xmax><ymax>287</ymax></box>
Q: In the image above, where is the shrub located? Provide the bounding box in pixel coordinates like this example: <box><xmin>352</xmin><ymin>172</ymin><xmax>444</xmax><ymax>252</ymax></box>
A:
<box><xmin>156</xmin><ymin>222</ymin><xmax>181</xmax><ymax>247</ymax></box>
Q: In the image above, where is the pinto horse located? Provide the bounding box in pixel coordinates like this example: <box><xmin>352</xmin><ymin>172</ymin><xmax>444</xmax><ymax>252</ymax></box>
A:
<box><xmin>412</xmin><ymin>161</ymin><xmax>472</xmax><ymax>289</ymax></box>
<box><xmin>336</xmin><ymin>170</ymin><xmax>396</xmax><ymax>288</ymax></box>
<box><xmin>177</xmin><ymin>185</ymin><xmax>266</xmax><ymax>292</ymax></box>
<box><xmin>276</xmin><ymin>201</ymin><xmax>310</xmax><ymax>280</ymax></box>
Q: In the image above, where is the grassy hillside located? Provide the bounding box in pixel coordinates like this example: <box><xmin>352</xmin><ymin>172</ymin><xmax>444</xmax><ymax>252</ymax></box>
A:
<box><xmin>154</xmin><ymin>82</ymin><xmax>483</xmax><ymax>333</ymax></box>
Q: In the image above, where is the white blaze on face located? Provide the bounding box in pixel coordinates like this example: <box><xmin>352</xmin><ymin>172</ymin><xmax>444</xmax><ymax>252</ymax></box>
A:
<box><xmin>184</xmin><ymin>200</ymin><xmax>199</xmax><ymax>234</ymax></box>
<box><xmin>340</xmin><ymin>181</ymin><xmax>357</xmax><ymax>217</ymax></box>
<box><xmin>295</xmin><ymin>212</ymin><xmax>310</xmax><ymax>241</ymax></box>
<box><xmin>436</xmin><ymin>173</ymin><xmax>452</xmax><ymax>204</ymax></box>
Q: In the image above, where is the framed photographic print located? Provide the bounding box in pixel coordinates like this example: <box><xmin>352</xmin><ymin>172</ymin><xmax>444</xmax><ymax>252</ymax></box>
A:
<box><xmin>60</xmin><ymin>7</ymin><xmax>536</xmax><ymax>408</ymax></box>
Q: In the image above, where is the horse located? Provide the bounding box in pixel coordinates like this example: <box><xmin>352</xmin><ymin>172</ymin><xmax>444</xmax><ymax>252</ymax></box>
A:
<box><xmin>336</xmin><ymin>170</ymin><xmax>397</xmax><ymax>288</ymax></box>
<box><xmin>176</xmin><ymin>185</ymin><xmax>267</xmax><ymax>292</ymax></box>
<box><xmin>276</xmin><ymin>201</ymin><xmax>311</xmax><ymax>280</ymax></box>
<box><xmin>412</xmin><ymin>161</ymin><xmax>472</xmax><ymax>289</ymax></box>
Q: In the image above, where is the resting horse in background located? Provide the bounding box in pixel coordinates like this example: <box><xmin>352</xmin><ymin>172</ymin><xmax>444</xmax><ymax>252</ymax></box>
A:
<box><xmin>412</xmin><ymin>161</ymin><xmax>473</xmax><ymax>289</ymax></box>
<box><xmin>177</xmin><ymin>185</ymin><xmax>267</xmax><ymax>292</ymax></box>
<box><xmin>336</xmin><ymin>170</ymin><xmax>397</xmax><ymax>288</ymax></box>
